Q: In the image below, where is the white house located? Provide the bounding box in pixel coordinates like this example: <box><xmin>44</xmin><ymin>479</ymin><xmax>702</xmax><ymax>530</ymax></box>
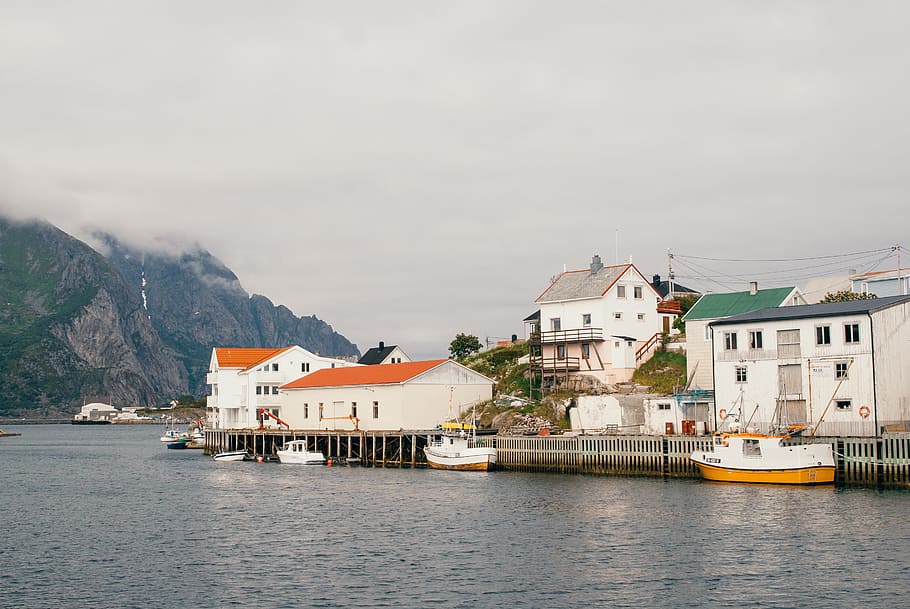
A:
<box><xmin>206</xmin><ymin>346</ymin><xmax>361</xmax><ymax>429</ymax></box>
<box><xmin>531</xmin><ymin>255</ymin><xmax>664</xmax><ymax>388</ymax></box>
<box><xmin>710</xmin><ymin>295</ymin><xmax>910</xmax><ymax>437</ymax></box>
<box><xmin>279</xmin><ymin>359</ymin><xmax>494</xmax><ymax>431</ymax></box>
<box><xmin>358</xmin><ymin>341</ymin><xmax>411</xmax><ymax>365</ymax></box>
<box><xmin>682</xmin><ymin>283</ymin><xmax>806</xmax><ymax>391</ymax></box>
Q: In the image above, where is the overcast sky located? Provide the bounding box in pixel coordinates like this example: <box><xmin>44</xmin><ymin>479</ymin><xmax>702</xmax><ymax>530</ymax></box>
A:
<box><xmin>1</xmin><ymin>1</ymin><xmax>908</xmax><ymax>359</ymax></box>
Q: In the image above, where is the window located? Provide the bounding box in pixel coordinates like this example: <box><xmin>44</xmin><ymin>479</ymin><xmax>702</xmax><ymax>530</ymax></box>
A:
<box><xmin>777</xmin><ymin>329</ymin><xmax>801</xmax><ymax>358</ymax></box>
<box><xmin>724</xmin><ymin>332</ymin><xmax>737</xmax><ymax>350</ymax></box>
<box><xmin>743</xmin><ymin>438</ymin><xmax>762</xmax><ymax>458</ymax></box>
<box><xmin>557</xmin><ymin>345</ymin><xmax>566</xmax><ymax>360</ymax></box>
<box><xmin>582</xmin><ymin>313</ymin><xmax>591</xmax><ymax>327</ymax></box>
<box><xmin>581</xmin><ymin>343</ymin><xmax>590</xmax><ymax>359</ymax></box>
<box><xmin>816</xmin><ymin>325</ymin><xmax>831</xmax><ymax>346</ymax></box>
<box><xmin>749</xmin><ymin>330</ymin><xmax>763</xmax><ymax>350</ymax></box>
<box><xmin>835</xmin><ymin>361</ymin><xmax>849</xmax><ymax>380</ymax></box>
<box><xmin>657</xmin><ymin>402</ymin><xmax>671</xmax><ymax>411</ymax></box>
<box><xmin>551</xmin><ymin>318</ymin><xmax>561</xmax><ymax>331</ymax></box>
<box><xmin>735</xmin><ymin>366</ymin><xmax>747</xmax><ymax>383</ymax></box>
<box><xmin>614</xmin><ymin>312</ymin><xmax>623</xmax><ymax>320</ymax></box>
<box><xmin>835</xmin><ymin>399</ymin><xmax>852</xmax><ymax>411</ymax></box>
<box><xmin>272</xmin><ymin>386</ymin><xmax>279</xmax><ymax>395</ymax></box>
<box><xmin>372</xmin><ymin>401</ymin><xmax>379</xmax><ymax>419</ymax></box>
<box><xmin>301</xmin><ymin>362</ymin><xmax>310</xmax><ymax>372</ymax></box>
<box><xmin>637</xmin><ymin>313</ymin><xmax>645</xmax><ymax>321</ymax></box>
<box><xmin>304</xmin><ymin>403</ymin><xmax>309</xmax><ymax>419</ymax></box>
<box><xmin>351</xmin><ymin>402</ymin><xmax>358</xmax><ymax>418</ymax></box>
<box><xmin>255</xmin><ymin>386</ymin><xmax>262</xmax><ymax>395</ymax></box>
<box><xmin>634</xmin><ymin>286</ymin><xmax>643</xmax><ymax>299</ymax></box>
<box><xmin>318</xmin><ymin>403</ymin><xmax>324</xmax><ymax>419</ymax></box>
<box><xmin>617</xmin><ymin>285</ymin><xmax>626</xmax><ymax>298</ymax></box>
<box><xmin>272</xmin><ymin>363</ymin><xmax>279</xmax><ymax>371</ymax></box>
<box><xmin>845</xmin><ymin>323</ymin><xmax>860</xmax><ymax>344</ymax></box>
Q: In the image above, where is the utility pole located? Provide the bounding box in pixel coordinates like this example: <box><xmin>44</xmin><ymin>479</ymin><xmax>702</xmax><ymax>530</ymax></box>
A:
<box><xmin>897</xmin><ymin>245</ymin><xmax>904</xmax><ymax>295</ymax></box>
<box><xmin>667</xmin><ymin>249</ymin><xmax>675</xmax><ymax>298</ymax></box>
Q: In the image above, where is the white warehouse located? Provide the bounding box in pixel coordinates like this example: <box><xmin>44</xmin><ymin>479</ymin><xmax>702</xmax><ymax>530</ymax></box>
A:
<box><xmin>709</xmin><ymin>295</ymin><xmax>910</xmax><ymax>437</ymax></box>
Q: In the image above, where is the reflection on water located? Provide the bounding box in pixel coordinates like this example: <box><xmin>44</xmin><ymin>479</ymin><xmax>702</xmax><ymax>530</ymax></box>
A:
<box><xmin>1</xmin><ymin>425</ymin><xmax>908</xmax><ymax>609</ymax></box>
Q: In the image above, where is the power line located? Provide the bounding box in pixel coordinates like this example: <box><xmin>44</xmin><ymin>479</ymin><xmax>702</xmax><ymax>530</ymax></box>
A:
<box><xmin>673</xmin><ymin>247</ymin><xmax>893</xmax><ymax>263</ymax></box>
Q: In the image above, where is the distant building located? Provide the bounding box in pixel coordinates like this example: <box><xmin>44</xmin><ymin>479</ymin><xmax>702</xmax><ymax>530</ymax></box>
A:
<box><xmin>710</xmin><ymin>295</ymin><xmax>910</xmax><ymax>436</ymax></box>
<box><xmin>358</xmin><ymin>341</ymin><xmax>411</xmax><ymax>365</ymax></box>
<box><xmin>280</xmin><ymin>360</ymin><xmax>494</xmax><ymax>431</ymax></box>
<box><xmin>206</xmin><ymin>346</ymin><xmax>360</xmax><ymax>429</ymax></box>
<box><xmin>649</xmin><ymin>274</ymin><xmax>700</xmax><ymax>300</ymax></box>
<box><xmin>850</xmin><ymin>267</ymin><xmax>910</xmax><ymax>298</ymax></box>
<box><xmin>682</xmin><ymin>284</ymin><xmax>806</xmax><ymax>391</ymax></box>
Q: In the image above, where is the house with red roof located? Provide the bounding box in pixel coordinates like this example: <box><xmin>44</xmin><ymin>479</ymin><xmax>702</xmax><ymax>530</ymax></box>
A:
<box><xmin>206</xmin><ymin>346</ymin><xmax>361</xmax><ymax>429</ymax></box>
<box><xmin>531</xmin><ymin>255</ymin><xmax>664</xmax><ymax>390</ymax></box>
<box><xmin>279</xmin><ymin>359</ymin><xmax>494</xmax><ymax>431</ymax></box>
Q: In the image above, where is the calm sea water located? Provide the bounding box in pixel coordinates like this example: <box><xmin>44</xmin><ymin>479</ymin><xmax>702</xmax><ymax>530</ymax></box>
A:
<box><xmin>1</xmin><ymin>425</ymin><xmax>908</xmax><ymax>609</ymax></box>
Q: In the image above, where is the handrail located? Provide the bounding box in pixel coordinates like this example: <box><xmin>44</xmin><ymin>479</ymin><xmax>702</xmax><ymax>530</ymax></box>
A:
<box><xmin>636</xmin><ymin>332</ymin><xmax>661</xmax><ymax>362</ymax></box>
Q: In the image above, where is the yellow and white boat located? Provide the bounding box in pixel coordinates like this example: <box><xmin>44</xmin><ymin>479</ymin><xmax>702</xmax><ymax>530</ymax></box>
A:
<box><xmin>424</xmin><ymin>419</ymin><xmax>496</xmax><ymax>472</ymax></box>
<box><xmin>690</xmin><ymin>432</ymin><xmax>835</xmax><ymax>485</ymax></box>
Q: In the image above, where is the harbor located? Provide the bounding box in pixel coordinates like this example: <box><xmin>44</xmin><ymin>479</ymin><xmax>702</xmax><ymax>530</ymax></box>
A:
<box><xmin>205</xmin><ymin>428</ymin><xmax>910</xmax><ymax>489</ymax></box>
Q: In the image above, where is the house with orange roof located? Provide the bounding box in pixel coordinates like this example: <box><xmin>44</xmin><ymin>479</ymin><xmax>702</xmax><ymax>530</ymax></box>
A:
<box><xmin>278</xmin><ymin>359</ymin><xmax>494</xmax><ymax>431</ymax></box>
<box><xmin>206</xmin><ymin>346</ymin><xmax>361</xmax><ymax>429</ymax></box>
<box><xmin>530</xmin><ymin>254</ymin><xmax>665</xmax><ymax>391</ymax></box>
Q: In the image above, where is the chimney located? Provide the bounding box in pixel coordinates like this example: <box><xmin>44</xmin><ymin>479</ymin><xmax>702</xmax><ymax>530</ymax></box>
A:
<box><xmin>749</xmin><ymin>281</ymin><xmax>758</xmax><ymax>295</ymax></box>
<box><xmin>652</xmin><ymin>274</ymin><xmax>661</xmax><ymax>287</ymax></box>
<box><xmin>379</xmin><ymin>341</ymin><xmax>385</xmax><ymax>350</ymax></box>
<box><xmin>590</xmin><ymin>254</ymin><xmax>603</xmax><ymax>274</ymax></box>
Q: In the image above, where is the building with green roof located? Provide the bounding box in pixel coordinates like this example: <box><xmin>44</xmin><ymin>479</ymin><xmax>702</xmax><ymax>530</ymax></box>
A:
<box><xmin>683</xmin><ymin>283</ymin><xmax>806</xmax><ymax>390</ymax></box>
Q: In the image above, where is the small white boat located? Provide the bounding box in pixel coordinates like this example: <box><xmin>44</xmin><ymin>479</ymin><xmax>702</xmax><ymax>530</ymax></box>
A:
<box><xmin>160</xmin><ymin>429</ymin><xmax>189</xmax><ymax>443</ymax></box>
<box><xmin>276</xmin><ymin>440</ymin><xmax>326</xmax><ymax>465</ymax></box>
<box><xmin>212</xmin><ymin>450</ymin><xmax>249</xmax><ymax>462</ymax></box>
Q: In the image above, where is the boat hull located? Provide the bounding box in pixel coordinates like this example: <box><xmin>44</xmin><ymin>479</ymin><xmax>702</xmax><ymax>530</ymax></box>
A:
<box><xmin>212</xmin><ymin>450</ymin><xmax>248</xmax><ymax>461</ymax></box>
<box><xmin>424</xmin><ymin>447</ymin><xmax>496</xmax><ymax>471</ymax></box>
<box><xmin>692</xmin><ymin>460</ymin><xmax>835</xmax><ymax>485</ymax></box>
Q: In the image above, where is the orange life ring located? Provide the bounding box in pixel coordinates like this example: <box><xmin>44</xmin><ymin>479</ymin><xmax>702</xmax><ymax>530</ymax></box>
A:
<box><xmin>719</xmin><ymin>408</ymin><xmax>727</xmax><ymax>420</ymax></box>
<box><xmin>859</xmin><ymin>405</ymin><xmax>871</xmax><ymax>419</ymax></box>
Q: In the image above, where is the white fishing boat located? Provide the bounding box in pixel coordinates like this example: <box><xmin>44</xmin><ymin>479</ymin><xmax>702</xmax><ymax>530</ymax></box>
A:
<box><xmin>276</xmin><ymin>440</ymin><xmax>326</xmax><ymax>465</ymax></box>
<box><xmin>212</xmin><ymin>449</ymin><xmax>249</xmax><ymax>462</ymax></box>
<box><xmin>690</xmin><ymin>393</ymin><xmax>835</xmax><ymax>485</ymax></box>
<box><xmin>159</xmin><ymin>428</ymin><xmax>189</xmax><ymax>443</ymax></box>
<box><xmin>424</xmin><ymin>403</ymin><xmax>496</xmax><ymax>472</ymax></box>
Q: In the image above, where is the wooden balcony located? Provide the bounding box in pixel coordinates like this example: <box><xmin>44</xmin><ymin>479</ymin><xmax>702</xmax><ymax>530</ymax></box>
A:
<box><xmin>529</xmin><ymin>356</ymin><xmax>581</xmax><ymax>371</ymax></box>
<box><xmin>538</xmin><ymin>327</ymin><xmax>604</xmax><ymax>344</ymax></box>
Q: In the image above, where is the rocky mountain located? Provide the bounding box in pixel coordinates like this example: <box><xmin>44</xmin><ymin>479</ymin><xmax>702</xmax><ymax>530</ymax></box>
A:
<box><xmin>0</xmin><ymin>217</ymin><xmax>359</xmax><ymax>416</ymax></box>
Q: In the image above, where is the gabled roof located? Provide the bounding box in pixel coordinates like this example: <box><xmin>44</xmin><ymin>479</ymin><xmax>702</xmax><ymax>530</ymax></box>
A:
<box><xmin>710</xmin><ymin>295</ymin><xmax>910</xmax><ymax>327</ymax></box>
<box><xmin>536</xmin><ymin>263</ymin><xmax>657</xmax><ymax>303</ymax></box>
<box><xmin>282</xmin><ymin>359</ymin><xmax>450</xmax><ymax>389</ymax></box>
<box><xmin>523</xmin><ymin>310</ymin><xmax>540</xmax><ymax>322</ymax></box>
<box><xmin>682</xmin><ymin>287</ymin><xmax>798</xmax><ymax>321</ymax></box>
<box><xmin>651</xmin><ymin>279</ymin><xmax>699</xmax><ymax>299</ymax></box>
<box><xmin>358</xmin><ymin>344</ymin><xmax>398</xmax><ymax>365</ymax></box>
<box><xmin>214</xmin><ymin>347</ymin><xmax>293</xmax><ymax>369</ymax></box>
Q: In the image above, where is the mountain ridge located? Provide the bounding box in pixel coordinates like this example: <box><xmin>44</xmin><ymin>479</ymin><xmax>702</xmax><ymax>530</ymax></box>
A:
<box><xmin>0</xmin><ymin>216</ymin><xmax>359</xmax><ymax>416</ymax></box>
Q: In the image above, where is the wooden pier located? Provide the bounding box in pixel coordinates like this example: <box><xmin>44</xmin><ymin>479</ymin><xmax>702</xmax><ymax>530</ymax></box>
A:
<box><xmin>206</xmin><ymin>429</ymin><xmax>910</xmax><ymax>488</ymax></box>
